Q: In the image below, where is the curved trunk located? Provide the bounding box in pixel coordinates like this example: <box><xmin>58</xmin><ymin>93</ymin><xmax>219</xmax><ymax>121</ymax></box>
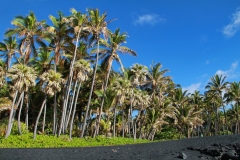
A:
<box><xmin>17</xmin><ymin>92</ymin><xmax>25</xmax><ymax>135</ymax></box>
<box><xmin>42</xmin><ymin>103</ymin><xmax>47</xmax><ymax>133</ymax></box>
<box><xmin>25</xmin><ymin>93</ymin><xmax>29</xmax><ymax>130</ymax></box>
<box><xmin>58</xmin><ymin>28</ymin><xmax>82</xmax><ymax>136</ymax></box>
<box><xmin>5</xmin><ymin>90</ymin><xmax>18</xmax><ymax>138</ymax></box>
<box><xmin>69</xmin><ymin>82</ymin><xmax>81</xmax><ymax>139</ymax></box>
<box><xmin>65</xmin><ymin>81</ymin><xmax>77</xmax><ymax>131</ymax></box>
<box><xmin>33</xmin><ymin>95</ymin><xmax>47</xmax><ymax>139</ymax></box>
<box><xmin>96</xmin><ymin>58</ymin><xmax>113</xmax><ymax>135</ymax></box>
<box><xmin>81</xmin><ymin>39</ymin><xmax>100</xmax><ymax>138</ymax></box>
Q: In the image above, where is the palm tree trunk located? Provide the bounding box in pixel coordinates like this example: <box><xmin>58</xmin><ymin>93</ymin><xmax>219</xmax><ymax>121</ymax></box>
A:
<box><xmin>25</xmin><ymin>93</ymin><xmax>29</xmax><ymax>130</ymax></box>
<box><xmin>65</xmin><ymin>81</ymin><xmax>77</xmax><ymax>131</ymax></box>
<box><xmin>42</xmin><ymin>103</ymin><xmax>47</xmax><ymax>133</ymax></box>
<box><xmin>33</xmin><ymin>95</ymin><xmax>47</xmax><ymax>140</ymax></box>
<box><xmin>130</xmin><ymin>96</ymin><xmax>134</xmax><ymax>138</ymax></box>
<box><xmin>81</xmin><ymin>39</ymin><xmax>100</xmax><ymax>138</ymax></box>
<box><xmin>5</xmin><ymin>90</ymin><xmax>18</xmax><ymax>138</ymax></box>
<box><xmin>113</xmin><ymin>104</ymin><xmax>117</xmax><ymax>138</ymax></box>
<box><xmin>96</xmin><ymin>60</ymin><xmax>113</xmax><ymax>135</ymax></box>
<box><xmin>53</xmin><ymin>92</ymin><xmax>57</xmax><ymax>135</ymax></box>
<box><xmin>69</xmin><ymin>82</ymin><xmax>81</xmax><ymax>139</ymax></box>
<box><xmin>17</xmin><ymin>92</ymin><xmax>24</xmax><ymax>135</ymax></box>
<box><xmin>122</xmin><ymin>110</ymin><xmax>125</xmax><ymax>137</ymax></box>
<box><xmin>59</xmin><ymin>27</ymin><xmax>82</xmax><ymax>136</ymax></box>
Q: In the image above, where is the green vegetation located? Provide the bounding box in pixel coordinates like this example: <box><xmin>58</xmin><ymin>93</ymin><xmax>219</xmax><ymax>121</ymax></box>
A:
<box><xmin>0</xmin><ymin>134</ymin><xmax>150</xmax><ymax>148</ymax></box>
<box><xmin>0</xmin><ymin>7</ymin><xmax>239</xmax><ymax>148</ymax></box>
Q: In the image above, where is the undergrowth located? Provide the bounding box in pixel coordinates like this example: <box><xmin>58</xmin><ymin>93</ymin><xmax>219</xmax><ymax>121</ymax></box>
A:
<box><xmin>0</xmin><ymin>133</ymin><xmax>150</xmax><ymax>148</ymax></box>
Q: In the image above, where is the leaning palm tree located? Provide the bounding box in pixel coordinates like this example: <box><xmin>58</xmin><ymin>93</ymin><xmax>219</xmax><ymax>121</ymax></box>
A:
<box><xmin>33</xmin><ymin>69</ymin><xmax>64</xmax><ymax>139</ymax></box>
<box><xmin>48</xmin><ymin>11</ymin><xmax>74</xmax><ymax>134</ymax></box>
<box><xmin>5</xmin><ymin>63</ymin><xmax>36</xmax><ymax>138</ymax></box>
<box><xmin>94</xmin><ymin>28</ymin><xmax>137</xmax><ymax>135</ymax></box>
<box><xmin>5</xmin><ymin>12</ymin><xmax>48</xmax><ymax>64</ymax></box>
<box><xmin>81</xmin><ymin>9</ymin><xmax>110</xmax><ymax>138</ymax></box>
<box><xmin>0</xmin><ymin>36</ymin><xmax>18</xmax><ymax>70</ymax></box>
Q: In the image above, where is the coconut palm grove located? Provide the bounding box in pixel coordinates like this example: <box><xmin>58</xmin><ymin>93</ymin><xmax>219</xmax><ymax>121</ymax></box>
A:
<box><xmin>0</xmin><ymin>8</ymin><xmax>239</xmax><ymax>145</ymax></box>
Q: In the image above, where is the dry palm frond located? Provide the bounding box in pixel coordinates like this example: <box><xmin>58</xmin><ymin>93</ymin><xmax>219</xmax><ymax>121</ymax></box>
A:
<box><xmin>0</xmin><ymin>97</ymin><xmax>12</xmax><ymax>112</ymax></box>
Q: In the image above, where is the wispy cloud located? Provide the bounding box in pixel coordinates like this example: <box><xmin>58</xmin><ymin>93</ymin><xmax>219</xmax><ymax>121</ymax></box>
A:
<box><xmin>182</xmin><ymin>83</ymin><xmax>201</xmax><ymax>94</ymax></box>
<box><xmin>216</xmin><ymin>61</ymin><xmax>238</xmax><ymax>79</ymax></box>
<box><xmin>222</xmin><ymin>8</ymin><xmax>240</xmax><ymax>37</ymax></box>
<box><xmin>205</xmin><ymin>60</ymin><xmax>210</xmax><ymax>65</ymax></box>
<box><xmin>133</xmin><ymin>14</ymin><xmax>165</xmax><ymax>26</ymax></box>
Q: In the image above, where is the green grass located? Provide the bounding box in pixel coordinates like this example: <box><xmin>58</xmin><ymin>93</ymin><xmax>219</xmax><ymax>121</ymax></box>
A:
<box><xmin>0</xmin><ymin>133</ymin><xmax>150</xmax><ymax>148</ymax></box>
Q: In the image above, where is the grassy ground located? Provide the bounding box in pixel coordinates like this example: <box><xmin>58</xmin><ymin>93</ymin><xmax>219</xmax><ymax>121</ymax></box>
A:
<box><xmin>0</xmin><ymin>133</ymin><xmax>150</xmax><ymax>148</ymax></box>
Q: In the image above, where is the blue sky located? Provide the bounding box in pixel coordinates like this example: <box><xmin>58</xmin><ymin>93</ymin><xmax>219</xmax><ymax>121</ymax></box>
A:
<box><xmin>1</xmin><ymin>0</ymin><xmax>240</xmax><ymax>93</ymax></box>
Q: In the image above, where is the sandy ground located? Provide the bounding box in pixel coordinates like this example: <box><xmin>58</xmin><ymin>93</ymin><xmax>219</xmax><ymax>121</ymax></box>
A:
<box><xmin>0</xmin><ymin>134</ymin><xmax>239</xmax><ymax>160</ymax></box>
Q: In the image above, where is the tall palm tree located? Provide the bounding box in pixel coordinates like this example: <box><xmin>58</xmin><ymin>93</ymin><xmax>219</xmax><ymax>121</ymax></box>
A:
<box><xmin>48</xmin><ymin>11</ymin><xmax>74</xmax><ymax>70</ymax></box>
<box><xmin>205</xmin><ymin>74</ymin><xmax>228</xmax><ymax>134</ymax></box>
<box><xmin>174</xmin><ymin>103</ymin><xmax>204</xmax><ymax>138</ymax></box>
<box><xmin>94</xmin><ymin>28</ymin><xmax>137</xmax><ymax>134</ymax></box>
<box><xmin>58</xmin><ymin>9</ymin><xmax>89</xmax><ymax>136</ymax></box>
<box><xmin>81</xmin><ymin>9</ymin><xmax>110</xmax><ymax>138</ymax></box>
<box><xmin>68</xmin><ymin>59</ymin><xmax>92</xmax><ymax>139</ymax></box>
<box><xmin>5</xmin><ymin>12</ymin><xmax>48</xmax><ymax>64</ymax></box>
<box><xmin>224</xmin><ymin>82</ymin><xmax>240</xmax><ymax>134</ymax></box>
<box><xmin>33</xmin><ymin>69</ymin><xmax>64</xmax><ymax>139</ymax></box>
<box><xmin>111</xmin><ymin>72</ymin><xmax>131</xmax><ymax>137</ymax></box>
<box><xmin>0</xmin><ymin>36</ymin><xmax>18</xmax><ymax>70</ymax></box>
<box><xmin>5</xmin><ymin>63</ymin><xmax>37</xmax><ymax>138</ymax></box>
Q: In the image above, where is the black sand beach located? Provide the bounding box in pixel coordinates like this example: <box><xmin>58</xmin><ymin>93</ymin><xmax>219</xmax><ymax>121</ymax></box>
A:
<box><xmin>0</xmin><ymin>134</ymin><xmax>239</xmax><ymax>160</ymax></box>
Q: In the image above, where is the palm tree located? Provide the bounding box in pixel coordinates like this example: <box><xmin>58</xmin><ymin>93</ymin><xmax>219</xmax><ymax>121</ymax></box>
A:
<box><xmin>130</xmin><ymin>63</ymin><xmax>148</xmax><ymax>86</ymax></box>
<box><xmin>81</xmin><ymin>9</ymin><xmax>110</xmax><ymax>138</ymax></box>
<box><xmin>145</xmin><ymin>62</ymin><xmax>171</xmax><ymax>101</ymax></box>
<box><xmin>224</xmin><ymin>82</ymin><xmax>240</xmax><ymax>134</ymax></box>
<box><xmin>48</xmin><ymin>11</ymin><xmax>74</xmax><ymax>70</ymax></box>
<box><xmin>58</xmin><ymin>9</ymin><xmax>89</xmax><ymax>136</ymax></box>
<box><xmin>5</xmin><ymin>12</ymin><xmax>48</xmax><ymax>64</ymax></box>
<box><xmin>110</xmin><ymin>72</ymin><xmax>131</xmax><ymax>137</ymax></box>
<box><xmin>0</xmin><ymin>36</ymin><xmax>18</xmax><ymax>70</ymax></box>
<box><xmin>68</xmin><ymin>59</ymin><xmax>92</xmax><ymax>139</ymax></box>
<box><xmin>205</xmin><ymin>74</ymin><xmax>228</xmax><ymax>134</ymax></box>
<box><xmin>33</xmin><ymin>69</ymin><xmax>64</xmax><ymax>139</ymax></box>
<box><xmin>189</xmin><ymin>91</ymin><xmax>204</xmax><ymax>136</ymax></box>
<box><xmin>5</xmin><ymin>63</ymin><xmax>37</xmax><ymax>138</ymax></box>
<box><xmin>32</xmin><ymin>47</ymin><xmax>53</xmax><ymax>74</ymax></box>
<box><xmin>94</xmin><ymin>28</ymin><xmax>137</xmax><ymax>135</ymax></box>
<box><xmin>227</xmin><ymin>103</ymin><xmax>240</xmax><ymax>134</ymax></box>
<box><xmin>174</xmin><ymin>103</ymin><xmax>204</xmax><ymax>138</ymax></box>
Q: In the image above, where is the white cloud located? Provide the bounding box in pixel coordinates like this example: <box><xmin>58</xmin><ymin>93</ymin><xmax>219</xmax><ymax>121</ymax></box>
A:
<box><xmin>182</xmin><ymin>83</ymin><xmax>201</xmax><ymax>94</ymax></box>
<box><xmin>215</xmin><ymin>61</ymin><xmax>238</xmax><ymax>79</ymax></box>
<box><xmin>133</xmin><ymin>14</ymin><xmax>165</xmax><ymax>26</ymax></box>
<box><xmin>222</xmin><ymin>8</ymin><xmax>240</xmax><ymax>37</ymax></box>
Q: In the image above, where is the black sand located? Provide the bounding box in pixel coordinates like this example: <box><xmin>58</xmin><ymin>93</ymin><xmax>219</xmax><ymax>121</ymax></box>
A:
<box><xmin>0</xmin><ymin>134</ymin><xmax>239</xmax><ymax>160</ymax></box>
